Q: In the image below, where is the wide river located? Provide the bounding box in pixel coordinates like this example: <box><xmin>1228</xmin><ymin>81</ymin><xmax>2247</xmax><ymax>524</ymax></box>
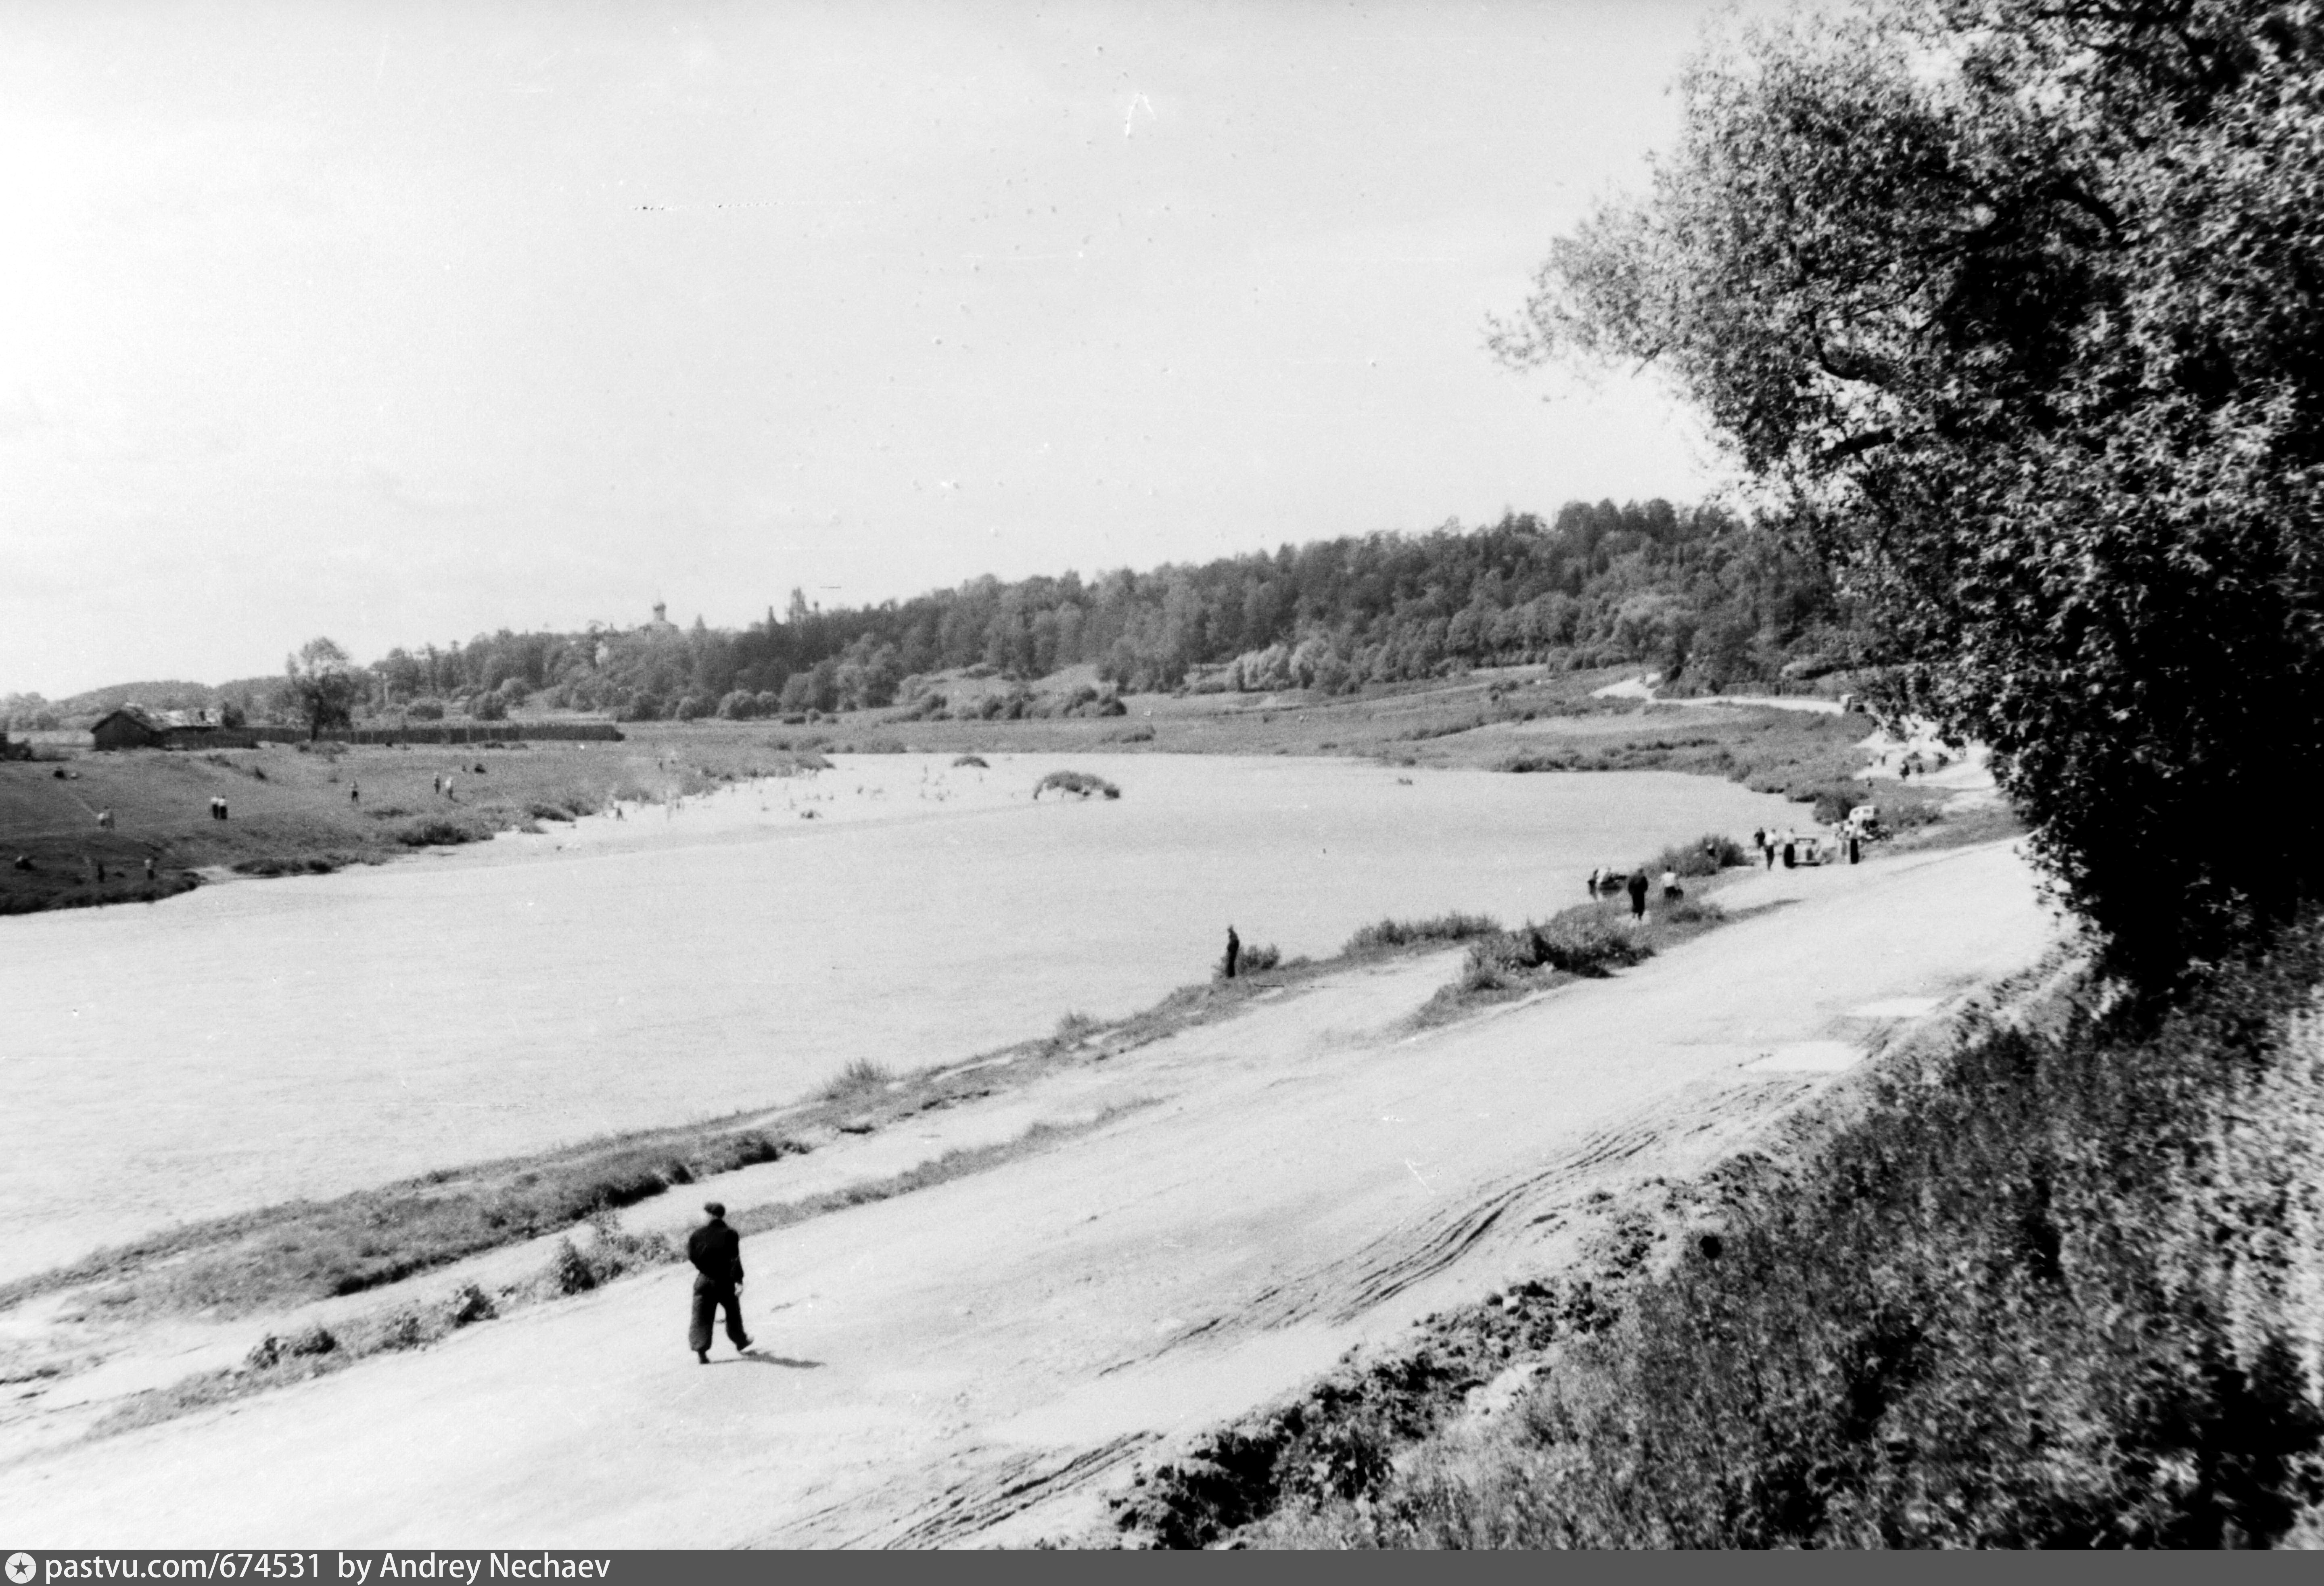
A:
<box><xmin>0</xmin><ymin>753</ymin><xmax>1801</xmax><ymax>1282</ymax></box>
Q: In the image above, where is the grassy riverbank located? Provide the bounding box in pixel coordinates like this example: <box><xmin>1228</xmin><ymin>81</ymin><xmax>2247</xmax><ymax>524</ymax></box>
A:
<box><xmin>0</xmin><ymin>730</ymin><xmax>831</xmax><ymax>915</ymax></box>
<box><xmin>1108</xmin><ymin>921</ymin><xmax>2324</xmax><ymax>1549</ymax></box>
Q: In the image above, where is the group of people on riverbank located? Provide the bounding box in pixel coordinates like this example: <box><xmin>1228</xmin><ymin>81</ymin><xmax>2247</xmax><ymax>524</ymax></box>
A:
<box><xmin>1750</xmin><ymin>824</ymin><xmax>1865</xmax><ymax>870</ymax></box>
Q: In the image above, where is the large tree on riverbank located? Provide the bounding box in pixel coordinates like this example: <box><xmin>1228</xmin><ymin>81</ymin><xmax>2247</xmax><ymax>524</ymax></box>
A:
<box><xmin>1498</xmin><ymin>0</ymin><xmax>2324</xmax><ymax>979</ymax></box>
<box><xmin>280</xmin><ymin>636</ymin><xmax>360</xmax><ymax>740</ymax></box>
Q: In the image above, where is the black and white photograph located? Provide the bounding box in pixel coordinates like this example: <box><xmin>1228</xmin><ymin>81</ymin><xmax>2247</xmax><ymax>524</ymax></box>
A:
<box><xmin>2</xmin><ymin>0</ymin><xmax>2320</xmax><ymax>1553</ymax></box>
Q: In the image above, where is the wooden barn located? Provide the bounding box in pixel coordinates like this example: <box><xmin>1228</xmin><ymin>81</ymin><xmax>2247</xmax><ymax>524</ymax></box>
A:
<box><xmin>90</xmin><ymin>705</ymin><xmax>222</xmax><ymax>751</ymax></box>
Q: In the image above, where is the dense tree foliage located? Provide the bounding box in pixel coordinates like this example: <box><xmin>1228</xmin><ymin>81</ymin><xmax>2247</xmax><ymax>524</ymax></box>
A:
<box><xmin>1501</xmin><ymin>0</ymin><xmax>2324</xmax><ymax>977</ymax></box>
<box><xmin>10</xmin><ymin>504</ymin><xmax>1854</xmax><ymax>734</ymax></box>
<box><xmin>278</xmin><ymin>637</ymin><xmax>361</xmax><ymax>741</ymax></box>
<box><xmin>339</xmin><ymin>501</ymin><xmax>1850</xmax><ymax>726</ymax></box>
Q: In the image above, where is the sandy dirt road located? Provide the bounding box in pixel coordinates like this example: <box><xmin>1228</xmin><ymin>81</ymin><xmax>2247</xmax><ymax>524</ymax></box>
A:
<box><xmin>0</xmin><ymin>840</ymin><xmax>2055</xmax><ymax>1548</ymax></box>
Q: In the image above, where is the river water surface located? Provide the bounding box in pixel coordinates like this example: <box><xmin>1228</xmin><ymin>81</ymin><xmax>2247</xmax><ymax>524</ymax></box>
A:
<box><xmin>0</xmin><ymin>753</ymin><xmax>1801</xmax><ymax>1281</ymax></box>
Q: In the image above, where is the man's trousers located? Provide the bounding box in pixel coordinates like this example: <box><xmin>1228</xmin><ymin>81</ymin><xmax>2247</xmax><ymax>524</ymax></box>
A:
<box><xmin>690</xmin><ymin>1274</ymin><xmax>748</xmax><ymax>1352</ymax></box>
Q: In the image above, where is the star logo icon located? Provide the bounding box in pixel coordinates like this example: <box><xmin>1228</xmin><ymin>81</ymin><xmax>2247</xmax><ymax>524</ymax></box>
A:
<box><xmin>6</xmin><ymin>1553</ymin><xmax>36</xmax><ymax>1586</ymax></box>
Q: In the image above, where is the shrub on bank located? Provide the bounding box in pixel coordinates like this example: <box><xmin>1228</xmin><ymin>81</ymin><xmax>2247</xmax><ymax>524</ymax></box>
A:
<box><xmin>540</xmin><ymin>1214</ymin><xmax>679</xmax><ymax>1298</ymax></box>
<box><xmin>1345</xmin><ymin>913</ymin><xmax>1501</xmax><ymax>954</ymax></box>
<box><xmin>1461</xmin><ymin>916</ymin><xmax>1654</xmax><ymax>992</ymax></box>
<box><xmin>819</xmin><ymin>1058</ymin><xmax>893</xmax><ymax>1102</ymax></box>
<box><xmin>244</xmin><ymin>1325</ymin><xmax>336</xmax><ymax>1370</ymax></box>
<box><xmin>1216</xmin><ymin>941</ymin><xmax>1283</xmax><ymax>981</ymax></box>
<box><xmin>1650</xmin><ymin>834</ymin><xmax>1749</xmax><ymax>880</ymax></box>
<box><xmin>1811</xmin><ymin>784</ymin><xmax>1864</xmax><ymax>825</ymax></box>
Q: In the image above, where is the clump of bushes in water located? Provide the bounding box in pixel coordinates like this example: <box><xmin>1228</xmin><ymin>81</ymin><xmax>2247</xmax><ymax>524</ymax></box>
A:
<box><xmin>393</xmin><ymin>816</ymin><xmax>493</xmax><ymax>848</ymax></box>
<box><xmin>1035</xmin><ymin>770</ymin><xmax>1120</xmax><ymax>800</ymax></box>
<box><xmin>1344</xmin><ymin>913</ymin><xmax>1501</xmax><ymax>954</ymax></box>
<box><xmin>231</xmin><ymin>856</ymin><xmax>345</xmax><ymax>877</ymax></box>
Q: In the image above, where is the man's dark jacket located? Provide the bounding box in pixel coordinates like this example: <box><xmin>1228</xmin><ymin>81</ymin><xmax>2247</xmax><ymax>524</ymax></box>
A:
<box><xmin>687</xmin><ymin>1218</ymin><xmax>744</xmax><ymax>1287</ymax></box>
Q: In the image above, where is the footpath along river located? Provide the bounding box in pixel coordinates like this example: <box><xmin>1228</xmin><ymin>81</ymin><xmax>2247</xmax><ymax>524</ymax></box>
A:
<box><xmin>0</xmin><ymin>753</ymin><xmax>1801</xmax><ymax>1283</ymax></box>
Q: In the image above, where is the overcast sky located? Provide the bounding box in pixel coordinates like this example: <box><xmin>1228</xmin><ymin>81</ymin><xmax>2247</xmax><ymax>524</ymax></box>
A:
<box><xmin>1</xmin><ymin>0</ymin><xmax>1757</xmax><ymax>697</ymax></box>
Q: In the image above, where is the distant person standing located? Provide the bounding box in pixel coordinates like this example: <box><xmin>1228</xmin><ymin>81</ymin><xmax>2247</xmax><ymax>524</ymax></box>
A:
<box><xmin>349</xmin><ymin>783</ymin><xmax>359</xmax><ymax>804</ymax></box>
<box><xmin>1626</xmin><ymin>869</ymin><xmax>1648</xmax><ymax>920</ymax></box>
<box><xmin>1783</xmin><ymin>838</ymin><xmax>1796</xmax><ymax>869</ymax></box>
<box><xmin>1764</xmin><ymin>836</ymin><xmax>1776</xmax><ymax>870</ymax></box>
<box><xmin>1661</xmin><ymin>867</ymin><xmax>1681</xmax><ymax>900</ymax></box>
<box><xmin>1849</xmin><ymin>833</ymin><xmax>1862</xmax><ymax>865</ymax></box>
<box><xmin>685</xmin><ymin>1201</ymin><xmax>752</xmax><ymax>1364</ymax></box>
<box><xmin>143</xmin><ymin>857</ymin><xmax>155</xmax><ymax>881</ymax></box>
<box><xmin>1587</xmin><ymin>866</ymin><xmax>1602</xmax><ymax>898</ymax></box>
<box><xmin>1224</xmin><ymin>924</ymin><xmax>1241</xmax><ymax>979</ymax></box>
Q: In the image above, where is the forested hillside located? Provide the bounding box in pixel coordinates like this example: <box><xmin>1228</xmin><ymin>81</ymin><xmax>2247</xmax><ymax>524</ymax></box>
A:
<box><xmin>2</xmin><ymin>500</ymin><xmax>1854</xmax><ymax>730</ymax></box>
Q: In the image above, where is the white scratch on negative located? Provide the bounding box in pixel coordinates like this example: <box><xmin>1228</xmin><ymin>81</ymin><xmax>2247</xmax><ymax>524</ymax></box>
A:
<box><xmin>1123</xmin><ymin>93</ymin><xmax>1154</xmax><ymax>137</ymax></box>
<box><xmin>1404</xmin><ymin>1159</ymin><xmax>1434</xmax><ymax>1192</ymax></box>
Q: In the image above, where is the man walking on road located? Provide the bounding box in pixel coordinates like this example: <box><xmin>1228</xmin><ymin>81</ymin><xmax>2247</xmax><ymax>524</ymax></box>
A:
<box><xmin>1626</xmin><ymin>868</ymin><xmax>1648</xmax><ymax>920</ymax></box>
<box><xmin>1223</xmin><ymin>924</ymin><xmax>1241</xmax><ymax>979</ymax></box>
<box><xmin>686</xmin><ymin>1201</ymin><xmax>752</xmax><ymax>1364</ymax></box>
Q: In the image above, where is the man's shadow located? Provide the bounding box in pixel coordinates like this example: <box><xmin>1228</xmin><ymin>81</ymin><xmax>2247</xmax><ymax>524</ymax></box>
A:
<box><xmin>727</xmin><ymin>1352</ymin><xmax>823</xmax><ymax>1369</ymax></box>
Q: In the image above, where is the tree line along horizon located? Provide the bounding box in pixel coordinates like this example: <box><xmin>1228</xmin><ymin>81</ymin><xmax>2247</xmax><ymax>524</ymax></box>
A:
<box><xmin>2</xmin><ymin>496</ymin><xmax>1858</xmax><ymax>730</ymax></box>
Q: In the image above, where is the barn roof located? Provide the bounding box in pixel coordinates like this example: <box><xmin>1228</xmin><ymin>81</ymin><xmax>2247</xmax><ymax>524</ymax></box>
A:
<box><xmin>91</xmin><ymin>705</ymin><xmax>217</xmax><ymax>734</ymax></box>
<box><xmin>91</xmin><ymin>705</ymin><xmax>165</xmax><ymax>731</ymax></box>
